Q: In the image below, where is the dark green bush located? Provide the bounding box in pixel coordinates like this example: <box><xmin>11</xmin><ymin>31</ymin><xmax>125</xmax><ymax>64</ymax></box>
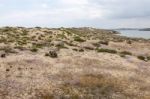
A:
<box><xmin>45</xmin><ymin>53</ymin><xmax>50</xmax><ymax>56</ymax></box>
<box><xmin>74</xmin><ymin>36</ymin><xmax>85</xmax><ymax>42</ymax></box>
<box><xmin>92</xmin><ymin>43</ymin><xmax>101</xmax><ymax>47</ymax></box>
<box><xmin>0</xmin><ymin>46</ymin><xmax>16</xmax><ymax>53</ymax></box>
<box><xmin>97</xmin><ymin>48</ymin><xmax>117</xmax><ymax>54</ymax></box>
<box><xmin>120</xmin><ymin>51</ymin><xmax>132</xmax><ymax>56</ymax></box>
<box><xmin>147</xmin><ymin>56</ymin><xmax>150</xmax><ymax>60</ymax></box>
<box><xmin>79</xmin><ymin>49</ymin><xmax>84</xmax><ymax>52</ymax></box>
<box><xmin>30</xmin><ymin>47</ymin><xmax>38</xmax><ymax>52</ymax></box>
<box><xmin>72</xmin><ymin>48</ymin><xmax>78</xmax><ymax>51</ymax></box>
<box><xmin>120</xmin><ymin>54</ymin><xmax>125</xmax><ymax>57</ymax></box>
<box><xmin>137</xmin><ymin>56</ymin><xmax>145</xmax><ymax>61</ymax></box>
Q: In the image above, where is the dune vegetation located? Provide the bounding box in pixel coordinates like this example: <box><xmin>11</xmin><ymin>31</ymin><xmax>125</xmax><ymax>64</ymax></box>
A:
<box><xmin>0</xmin><ymin>27</ymin><xmax>150</xmax><ymax>99</ymax></box>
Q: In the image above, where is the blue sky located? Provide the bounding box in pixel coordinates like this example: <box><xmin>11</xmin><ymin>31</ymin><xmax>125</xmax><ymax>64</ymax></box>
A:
<box><xmin>0</xmin><ymin>0</ymin><xmax>150</xmax><ymax>28</ymax></box>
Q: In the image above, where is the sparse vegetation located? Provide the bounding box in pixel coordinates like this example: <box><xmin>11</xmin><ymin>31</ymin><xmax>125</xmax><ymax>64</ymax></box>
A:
<box><xmin>120</xmin><ymin>51</ymin><xmax>132</xmax><ymax>56</ymax></box>
<box><xmin>0</xmin><ymin>46</ymin><xmax>17</xmax><ymax>53</ymax></box>
<box><xmin>0</xmin><ymin>27</ymin><xmax>149</xmax><ymax>98</ymax></box>
<box><xmin>56</xmin><ymin>44</ymin><xmax>68</xmax><ymax>49</ymax></box>
<box><xmin>30</xmin><ymin>47</ymin><xmax>38</xmax><ymax>52</ymax></box>
<box><xmin>74</xmin><ymin>36</ymin><xmax>85</xmax><ymax>42</ymax></box>
<box><xmin>137</xmin><ymin>56</ymin><xmax>145</xmax><ymax>61</ymax></box>
<box><xmin>72</xmin><ymin>48</ymin><xmax>78</xmax><ymax>51</ymax></box>
<box><xmin>79</xmin><ymin>49</ymin><xmax>84</xmax><ymax>52</ymax></box>
<box><xmin>38</xmin><ymin>74</ymin><xmax>131</xmax><ymax>99</ymax></box>
<box><xmin>137</xmin><ymin>56</ymin><xmax>150</xmax><ymax>61</ymax></box>
<box><xmin>147</xmin><ymin>56</ymin><xmax>150</xmax><ymax>61</ymax></box>
<box><xmin>97</xmin><ymin>48</ymin><xmax>117</xmax><ymax>54</ymax></box>
<box><xmin>92</xmin><ymin>42</ymin><xmax>101</xmax><ymax>47</ymax></box>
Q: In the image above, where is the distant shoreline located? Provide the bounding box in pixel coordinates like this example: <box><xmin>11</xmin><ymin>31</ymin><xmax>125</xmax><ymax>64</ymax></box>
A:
<box><xmin>114</xmin><ymin>28</ymin><xmax>150</xmax><ymax>31</ymax></box>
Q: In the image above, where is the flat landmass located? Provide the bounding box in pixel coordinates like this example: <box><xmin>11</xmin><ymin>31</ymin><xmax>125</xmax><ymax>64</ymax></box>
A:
<box><xmin>0</xmin><ymin>27</ymin><xmax>150</xmax><ymax>99</ymax></box>
<box><xmin>139</xmin><ymin>28</ymin><xmax>150</xmax><ymax>31</ymax></box>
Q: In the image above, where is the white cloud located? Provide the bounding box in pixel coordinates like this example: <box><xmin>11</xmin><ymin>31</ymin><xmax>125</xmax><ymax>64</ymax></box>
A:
<box><xmin>0</xmin><ymin>0</ymin><xmax>150</xmax><ymax>28</ymax></box>
<box><xmin>41</xmin><ymin>3</ymin><xmax>48</xmax><ymax>8</ymax></box>
<box><xmin>60</xmin><ymin>0</ymin><xmax>88</xmax><ymax>6</ymax></box>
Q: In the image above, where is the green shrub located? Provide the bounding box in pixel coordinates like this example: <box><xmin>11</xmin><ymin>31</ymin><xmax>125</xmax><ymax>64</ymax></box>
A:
<box><xmin>72</xmin><ymin>48</ymin><xmax>78</xmax><ymax>51</ymax></box>
<box><xmin>0</xmin><ymin>46</ymin><xmax>16</xmax><ymax>53</ymax></box>
<box><xmin>120</xmin><ymin>51</ymin><xmax>132</xmax><ymax>56</ymax></box>
<box><xmin>120</xmin><ymin>54</ymin><xmax>125</xmax><ymax>57</ymax></box>
<box><xmin>92</xmin><ymin>43</ymin><xmax>101</xmax><ymax>47</ymax></box>
<box><xmin>30</xmin><ymin>47</ymin><xmax>38</xmax><ymax>52</ymax></box>
<box><xmin>14</xmin><ymin>46</ymin><xmax>26</xmax><ymax>51</ymax></box>
<box><xmin>79</xmin><ymin>49</ymin><xmax>84</xmax><ymax>52</ymax></box>
<box><xmin>22</xmin><ymin>30</ymin><xmax>28</xmax><ymax>35</ymax></box>
<box><xmin>74</xmin><ymin>36</ymin><xmax>85</xmax><ymax>42</ymax></box>
<box><xmin>45</xmin><ymin>53</ymin><xmax>50</xmax><ymax>56</ymax></box>
<box><xmin>56</xmin><ymin>44</ymin><xmax>68</xmax><ymax>49</ymax></box>
<box><xmin>147</xmin><ymin>56</ymin><xmax>150</xmax><ymax>60</ymax></box>
<box><xmin>137</xmin><ymin>56</ymin><xmax>145</xmax><ymax>61</ymax></box>
<box><xmin>65</xmin><ymin>42</ymin><xmax>75</xmax><ymax>46</ymax></box>
<box><xmin>97</xmin><ymin>48</ymin><xmax>117</xmax><ymax>54</ymax></box>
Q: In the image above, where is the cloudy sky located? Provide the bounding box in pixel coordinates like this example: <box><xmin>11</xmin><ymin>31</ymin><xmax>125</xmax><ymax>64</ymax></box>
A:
<box><xmin>0</xmin><ymin>0</ymin><xmax>150</xmax><ymax>28</ymax></box>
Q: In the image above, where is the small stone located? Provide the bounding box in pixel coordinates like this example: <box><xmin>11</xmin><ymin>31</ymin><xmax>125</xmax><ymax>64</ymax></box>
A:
<box><xmin>6</xmin><ymin>69</ymin><xmax>10</xmax><ymax>72</ymax></box>
<box><xmin>49</xmin><ymin>50</ymin><xmax>58</xmax><ymax>58</ymax></box>
<box><xmin>1</xmin><ymin>53</ymin><xmax>6</xmax><ymax>58</ymax></box>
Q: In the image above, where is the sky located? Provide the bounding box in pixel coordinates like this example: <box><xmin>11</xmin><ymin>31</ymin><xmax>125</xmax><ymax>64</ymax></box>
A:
<box><xmin>0</xmin><ymin>0</ymin><xmax>150</xmax><ymax>28</ymax></box>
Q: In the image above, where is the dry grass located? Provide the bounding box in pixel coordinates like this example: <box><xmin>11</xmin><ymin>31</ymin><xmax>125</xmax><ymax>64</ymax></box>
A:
<box><xmin>37</xmin><ymin>74</ymin><xmax>148</xmax><ymax>99</ymax></box>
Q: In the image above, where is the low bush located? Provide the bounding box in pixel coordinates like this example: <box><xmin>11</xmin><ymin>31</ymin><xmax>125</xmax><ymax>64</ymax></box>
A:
<box><xmin>74</xmin><ymin>36</ymin><xmax>85</xmax><ymax>42</ymax></box>
<box><xmin>72</xmin><ymin>48</ymin><xmax>78</xmax><ymax>51</ymax></box>
<box><xmin>147</xmin><ymin>56</ymin><xmax>150</xmax><ymax>60</ymax></box>
<box><xmin>120</xmin><ymin>51</ymin><xmax>132</xmax><ymax>56</ymax></box>
<box><xmin>0</xmin><ymin>46</ymin><xmax>16</xmax><ymax>53</ymax></box>
<box><xmin>30</xmin><ymin>47</ymin><xmax>38</xmax><ymax>52</ymax></box>
<box><xmin>56</xmin><ymin>44</ymin><xmax>68</xmax><ymax>49</ymax></box>
<box><xmin>137</xmin><ymin>55</ymin><xmax>150</xmax><ymax>61</ymax></box>
<box><xmin>137</xmin><ymin>56</ymin><xmax>145</xmax><ymax>61</ymax></box>
<box><xmin>92</xmin><ymin>43</ymin><xmax>101</xmax><ymax>47</ymax></box>
<box><xmin>97</xmin><ymin>48</ymin><xmax>117</xmax><ymax>54</ymax></box>
<box><xmin>79</xmin><ymin>49</ymin><xmax>84</xmax><ymax>52</ymax></box>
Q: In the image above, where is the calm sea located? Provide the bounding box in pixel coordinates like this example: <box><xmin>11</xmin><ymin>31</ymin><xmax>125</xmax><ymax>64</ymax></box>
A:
<box><xmin>116</xmin><ymin>30</ymin><xmax>150</xmax><ymax>39</ymax></box>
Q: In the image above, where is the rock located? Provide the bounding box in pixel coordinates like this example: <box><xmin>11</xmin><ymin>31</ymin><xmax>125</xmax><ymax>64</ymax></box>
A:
<box><xmin>49</xmin><ymin>50</ymin><xmax>58</xmax><ymax>58</ymax></box>
<box><xmin>1</xmin><ymin>53</ymin><xmax>6</xmax><ymax>58</ymax></box>
<box><xmin>45</xmin><ymin>49</ymin><xmax>58</xmax><ymax>58</ymax></box>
